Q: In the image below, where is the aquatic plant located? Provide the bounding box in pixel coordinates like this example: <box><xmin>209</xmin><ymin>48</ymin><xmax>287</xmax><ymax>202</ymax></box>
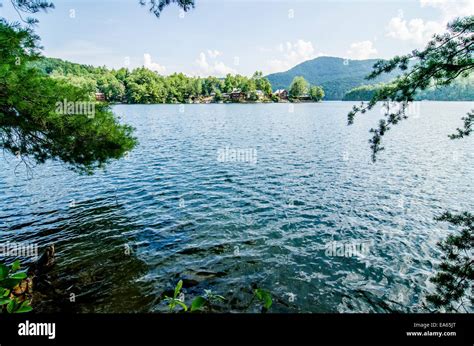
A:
<box><xmin>253</xmin><ymin>288</ymin><xmax>273</xmax><ymax>312</ymax></box>
<box><xmin>0</xmin><ymin>260</ymin><xmax>32</xmax><ymax>313</ymax></box>
<box><xmin>165</xmin><ymin>280</ymin><xmax>273</xmax><ymax>313</ymax></box>
<box><xmin>163</xmin><ymin>280</ymin><xmax>188</xmax><ymax>312</ymax></box>
<box><xmin>190</xmin><ymin>289</ymin><xmax>226</xmax><ymax>312</ymax></box>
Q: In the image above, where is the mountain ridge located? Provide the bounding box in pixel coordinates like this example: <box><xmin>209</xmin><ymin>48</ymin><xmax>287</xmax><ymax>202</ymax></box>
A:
<box><xmin>265</xmin><ymin>56</ymin><xmax>398</xmax><ymax>100</ymax></box>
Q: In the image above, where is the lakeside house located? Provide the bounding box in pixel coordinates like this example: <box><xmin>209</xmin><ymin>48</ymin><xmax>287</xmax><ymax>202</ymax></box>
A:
<box><xmin>95</xmin><ymin>92</ymin><xmax>105</xmax><ymax>101</ymax></box>
<box><xmin>299</xmin><ymin>94</ymin><xmax>312</xmax><ymax>101</ymax></box>
<box><xmin>193</xmin><ymin>88</ymin><xmax>289</xmax><ymax>104</ymax></box>
<box><xmin>273</xmin><ymin>89</ymin><xmax>288</xmax><ymax>100</ymax></box>
<box><xmin>230</xmin><ymin>89</ymin><xmax>246</xmax><ymax>101</ymax></box>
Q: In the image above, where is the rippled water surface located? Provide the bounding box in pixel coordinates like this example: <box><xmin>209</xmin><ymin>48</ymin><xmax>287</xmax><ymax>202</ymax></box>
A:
<box><xmin>1</xmin><ymin>102</ymin><xmax>472</xmax><ymax>313</ymax></box>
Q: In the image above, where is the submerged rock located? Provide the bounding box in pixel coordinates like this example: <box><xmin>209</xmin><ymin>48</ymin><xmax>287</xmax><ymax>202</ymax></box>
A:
<box><xmin>11</xmin><ymin>245</ymin><xmax>56</xmax><ymax>304</ymax></box>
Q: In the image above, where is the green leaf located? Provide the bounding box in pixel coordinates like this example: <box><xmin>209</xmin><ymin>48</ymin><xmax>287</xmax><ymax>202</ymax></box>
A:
<box><xmin>6</xmin><ymin>299</ymin><xmax>16</xmax><ymax>313</ymax></box>
<box><xmin>174</xmin><ymin>280</ymin><xmax>183</xmax><ymax>299</ymax></box>
<box><xmin>15</xmin><ymin>301</ymin><xmax>32</xmax><ymax>313</ymax></box>
<box><xmin>254</xmin><ymin>289</ymin><xmax>272</xmax><ymax>310</ymax></box>
<box><xmin>1</xmin><ymin>278</ymin><xmax>21</xmax><ymax>289</ymax></box>
<box><xmin>0</xmin><ymin>297</ymin><xmax>11</xmax><ymax>306</ymax></box>
<box><xmin>11</xmin><ymin>260</ymin><xmax>21</xmax><ymax>271</ymax></box>
<box><xmin>190</xmin><ymin>296</ymin><xmax>206</xmax><ymax>312</ymax></box>
<box><xmin>175</xmin><ymin>300</ymin><xmax>188</xmax><ymax>312</ymax></box>
<box><xmin>15</xmin><ymin>305</ymin><xmax>33</xmax><ymax>313</ymax></box>
<box><xmin>0</xmin><ymin>264</ymin><xmax>9</xmax><ymax>280</ymax></box>
<box><xmin>10</xmin><ymin>272</ymin><xmax>27</xmax><ymax>280</ymax></box>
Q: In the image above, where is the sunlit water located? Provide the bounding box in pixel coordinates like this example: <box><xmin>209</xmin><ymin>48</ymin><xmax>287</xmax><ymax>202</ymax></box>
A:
<box><xmin>0</xmin><ymin>102</ymin><xmax>472</xmax><ymax>313</ymax></box>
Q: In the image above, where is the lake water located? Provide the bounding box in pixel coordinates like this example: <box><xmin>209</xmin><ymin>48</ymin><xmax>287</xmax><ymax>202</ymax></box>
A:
<box><xmin>0</xmin><ymin>102</ymin><xmax>472</xmax><ymax>313</ymax></box>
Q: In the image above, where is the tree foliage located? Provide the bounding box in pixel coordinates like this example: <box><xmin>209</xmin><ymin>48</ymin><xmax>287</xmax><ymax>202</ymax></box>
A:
<box><xmin>289</xmin><ymin>76</ymin><xmax>309</xmax><ymax>99</ymax></box>
<box><xmin>33</xmin><ymin>59</ymin><xmax>276</xmax><ymax>104</ymax></box>
<box><xmin>426</xmin><ymin>212</ymin><xmax>473</xmax><ymax>312</ymax></box>
<box><xmin>266</xmin><ymin>57</ymin><xmax>400</xmax><ymax>100</ymax></box>
<box><xmin>348</xmin><ymin>16</ymin><xmax>473</xmax><ymax>161</ymax></box>
<box><xmin>309</xmin><ymin>85</ymin><xmax>324</xmax><ymax>102</ymax></box>
<box><xmin>343</xmin><ymin>78</ymin><xmax>474</xmax><ymax>101</ymax></box>
<box><xmin>0</xmin><ymin>20</ymin><xmax>136</xmax><ymax>174</ymax></box>
<box><xmin>139</xmin><ymin>0</ymin><xmax>195</xmax><ymax>17</ymax></box>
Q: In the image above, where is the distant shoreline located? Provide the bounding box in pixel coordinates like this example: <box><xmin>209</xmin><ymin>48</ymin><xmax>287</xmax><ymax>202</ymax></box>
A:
<box><xmin>109</xmin><ymin>100</ymin><xmax>474</xmax><ymax>105</ymax></box>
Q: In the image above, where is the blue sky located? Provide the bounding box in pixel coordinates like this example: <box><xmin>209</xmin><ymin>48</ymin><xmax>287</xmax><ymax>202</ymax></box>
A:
<box><xmin>1</xmin><ymin>0</ymin><xmax>472</xmax><ymax>76</ymax></box>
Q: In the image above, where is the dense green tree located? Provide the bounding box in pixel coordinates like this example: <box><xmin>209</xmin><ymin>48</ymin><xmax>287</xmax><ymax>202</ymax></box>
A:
<box><xmin>224</xmin><ymin>74</ymin><xmax>237</xmax><ymax>93</ymax></box>
<box><xmin>258</xmin><ymin>78</ymin><xmax>273</xmax><ymax>96</ymax></box>
<box><xmin>166</xmin><ymin>73</ymin><xmax>191</xmax><ymax>102</ymax></box>
<box><xmin>201</xmin><ymin>76</ymin><xmax>222</xmax><ymax>96</ymax></box>
<box><xmin>343</xmin><ymin>84</ymin><xmax>382</xmax><ymax>101</ymax></box>
<box><xmin>114</xmin><ymin>68</ymin><xmax>131</xmax><ymax>91</ymax></box>
<box><xmin>247</xmin><ymin>91</ymin><xmax>258</xmax><ymax>102</ymax></box>
<box><xmin>35</xmin><ymin>58</ymin><xmax>277</xmax><ymax>104</ymax></box>
<box><xmin>0</xmin><ymin>20</ymin><xmax>136</xmax><ymax>174</ymax></box>
<box><xmin>50</xmin><ymin>72</ymin><xmax>97</xmax><ymax>94</ymax></box>
<box><xmin>126</xmin><ymin>67</ymin><xmax>167</xmax><ymax>104</ymax></box>
<box><xmin>97</xmin><ymin>73</ymin><xmax>126</xmax><ymax>102</ymax></box>
<box><xmin>309</xmin><ymin>85</ymin><xmax>324</xmax><ymax>102</ymax></box>
<box><xmin>253</xmin><ymin>71</ymin><xmax>273</xmax><ymax>96</ymax></box>
<box><xmin>289</xmin><ymin>76</ymin><xmax>309</xmax><ymax>99</ymax></box>
<box><xmin>189</xmin><ymin>77</ymin><xmax>203</xmax><ymax>98</ymax></box>
<box><xmin>214</xmin><ymin>89</ymin><xmax>223</xmax><ymax>102</ymax></box>
<box><xmin>344</xmin><ymin>78</ymin><xmax>474</xmax><ymax>101</ymax></box>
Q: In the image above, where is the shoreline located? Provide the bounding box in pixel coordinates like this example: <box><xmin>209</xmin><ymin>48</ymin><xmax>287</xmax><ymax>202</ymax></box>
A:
<box><xmin>108</xmin><ymin>100</ymin><xmax>474</xmax><ymax>106</ymax></box>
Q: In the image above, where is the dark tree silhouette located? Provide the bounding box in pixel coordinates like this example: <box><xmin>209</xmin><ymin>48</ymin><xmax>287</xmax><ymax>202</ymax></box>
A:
<box><xmin>140</xmin><ymin>0</ymin><xmax>195</xmax><ymax>17</ymax></box>
<box><xmin>427</xmin><ymin>212</ymin><xmax>473</xmax><ymax>312</ymax></box>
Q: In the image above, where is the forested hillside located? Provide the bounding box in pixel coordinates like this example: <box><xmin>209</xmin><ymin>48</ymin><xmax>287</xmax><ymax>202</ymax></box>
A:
<box><xmin>343</xmin><ymin>76</ymin><xmax>474</xmax><ymax>101</ymax></box>
<box><xmin>31</xmin><ymin>58</ymin><xmax>273</xmax><ymax>103</ymax></box>
<box><xmin>266</xmin><ymin>56</ymin><xmax>400</xmax><ymax>100</ymax></box>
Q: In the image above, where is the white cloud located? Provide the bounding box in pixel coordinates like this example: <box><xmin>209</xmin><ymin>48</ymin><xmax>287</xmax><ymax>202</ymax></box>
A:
<box><xmin>386</xmin><ymin>0</ymin><xmax>474</xmax><ymax>45</ymax></box>
<box><xmin>265</xmin><ymin>39</ymin><xmax>320</xmax><ymax>74</ymax></box>
<box><xmin>213</xmin><ymin>61</ymin><xmax>236</xmax><ymax>75</ymax></box>
<box><xmin>346</xmin><ymin>40</ymin><xmax>378</xmax><ymax>60</ymax></box>
<box><xmin>207</xmin><ymin>49</ymin><xmax>222</xmax><ymax>59</ymax></box>
<box><xmin>386</xmin><ymin>15</ymin><xmax>444</xmax><ymax>44</ymax></box>
<box><xmin>193</xmin><ymin>52</ymin><xmax>236</xmax><ymax>77</ymax></box>
<box><xmin>143</xmin><ymin>53</ymin><xmax>167</xmax><ymax>74</ymax></box>
<box><xmin>420</xmin><ymin>0</ymin><xmax>474</xmax><ymax>21</ymax></box>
